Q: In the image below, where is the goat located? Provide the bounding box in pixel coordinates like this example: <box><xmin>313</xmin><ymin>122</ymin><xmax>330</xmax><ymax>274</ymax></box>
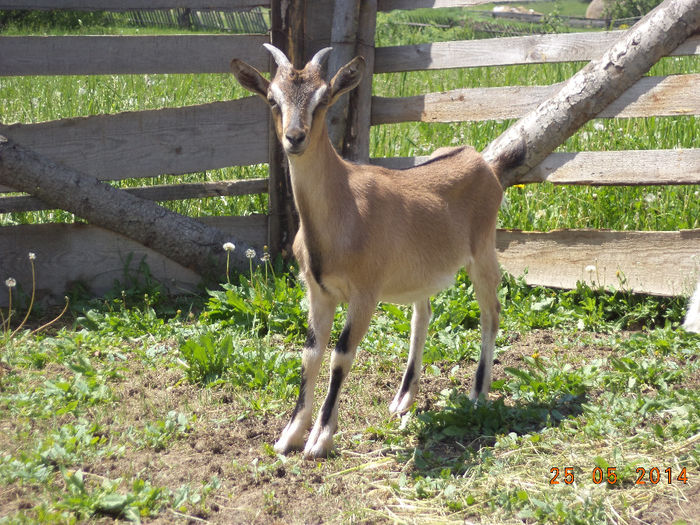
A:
<box><xmin>231</xmin><ymin>45</ymin><xmax>523</xmax><ymax>458</ymax></box>
<box><xmin>684</xmin><ymin>279</ymin><xmax>700</xmax><ymax>333</ymax></box>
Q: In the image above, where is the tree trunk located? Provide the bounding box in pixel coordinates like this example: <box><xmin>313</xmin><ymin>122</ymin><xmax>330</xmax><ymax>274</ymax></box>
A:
<box><xmin>0</xmin><ymin>135</ymin><xmax>254</xmax><ymax>277</ymax></box>
<box><xmin>482</xmin><ymin>0</ymin><xmax>700</xmax><ymax>188</ymax></box>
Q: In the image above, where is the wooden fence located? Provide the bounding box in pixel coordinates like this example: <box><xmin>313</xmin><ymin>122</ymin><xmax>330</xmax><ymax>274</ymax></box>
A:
<box><xmin>0</xmin><ymin>0</ymin><xmax>699</xmax><ymax>307</ymax></box>
<box><xmin>362</xmin><ymin>0</ymin><xmax>700</xmax><ymax>297</ymax></box>
<box><xmin>0</xmin><ymin>0</ymin><xmax>277</xmax><ymax>305</ymax></box>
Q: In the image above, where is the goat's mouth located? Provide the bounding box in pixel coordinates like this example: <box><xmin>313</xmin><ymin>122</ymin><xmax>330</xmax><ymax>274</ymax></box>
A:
<box><xmin>283</xmin><ymin>141</ymin><xmax>308</xmax><ymax>156</ymax></box>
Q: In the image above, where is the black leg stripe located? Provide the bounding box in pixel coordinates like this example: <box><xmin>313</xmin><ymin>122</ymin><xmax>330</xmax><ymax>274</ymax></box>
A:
<box><xmin>399</xmin><ymin>361</ymin><xmax>415</xmax><ymax>396</ymax></box>
<box><xmin>304</xmin><ymin>326</ymin><xmax>316</xmax><ymax>349</ymax></box>
<box><xmin>335</xmin><ymin>323</ymin><xmax>352</xmax><ymax>354</ymax></box>
<box><xmin>320</xmin><ymin>367</ymin><xmax>344</xmax><ymax>427</ymax></box>
<box><xmin>474</xmin><ymin>360</ymin><xmax>485</xmax><ymax>395</ymax></box>
<box><xmin>289</xmin><ymin>365</ymin><xmax>306</xmax><ymax>420</ymax></box>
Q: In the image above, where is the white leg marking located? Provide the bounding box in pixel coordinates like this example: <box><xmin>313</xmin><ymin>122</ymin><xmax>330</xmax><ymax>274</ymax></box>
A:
<box><xmin>390</xmin><ymin>299</ymin><xmax>431</xmax><ymax>414</ymax></box>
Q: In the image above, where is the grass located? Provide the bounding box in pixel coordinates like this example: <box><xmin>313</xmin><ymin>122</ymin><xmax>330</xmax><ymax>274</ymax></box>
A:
<box><xmin>1</xmin><ymin>6</ymin><xmax>699</xmax><ymax>524</ymax></box>
<box><xmin>0</xmin><ymin>263</ymin><xmax>698</xmax><ymax>523</ymax></box>
<box><xmin>1</xmin><ymin>9</ymin><xmax>699</xmax><ymax>228</ymax></box>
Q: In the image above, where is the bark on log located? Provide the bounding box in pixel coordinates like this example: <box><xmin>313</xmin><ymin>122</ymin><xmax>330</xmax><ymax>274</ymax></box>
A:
<box><xmin>0</xmin><ymin>135</ymin><xmax>254</xmax><ymax>277</ymax></box>
<box><xmin>482</xmin><ymin>0</ymin><xmax>700</xmax><ymax>188</ymax></box>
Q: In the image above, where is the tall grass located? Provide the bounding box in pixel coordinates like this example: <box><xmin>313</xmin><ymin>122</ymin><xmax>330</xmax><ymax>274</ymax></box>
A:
<box><xmin>1</xmin><ymin>11</ymin><xmax>698</xmax><ymax>231</ymax></box>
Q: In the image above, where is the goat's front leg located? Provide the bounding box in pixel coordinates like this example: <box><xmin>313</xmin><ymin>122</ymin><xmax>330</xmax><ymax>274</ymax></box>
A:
<box><xmin>304</xmin><ymin>296</ymin><xmax>376</xmax><ymax>459</ymax></box>
<box><xmin>390</xmin><ymin>299</ymin><xmax>431</xmax><ymax>414</ymax></box>
<box><xmin>274</xmin><ymin>284</ymin><xmax>337</xmax><ymax>455</ymax></box>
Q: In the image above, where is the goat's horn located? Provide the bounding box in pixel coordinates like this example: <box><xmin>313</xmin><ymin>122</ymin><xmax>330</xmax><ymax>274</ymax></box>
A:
<box><xmin>263</xmin><ymin>43</ymin><xmax>291</xmax><ymax>68</ymax></box>
<box><xmin>310</xmin><ymin>47</ymin><xmax>333</xmax><ymax>68</ymax></box>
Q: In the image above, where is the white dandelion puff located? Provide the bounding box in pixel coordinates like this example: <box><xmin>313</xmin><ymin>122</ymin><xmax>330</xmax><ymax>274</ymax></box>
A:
<box><xmin>223</xmin><ymin>242</ymin><xmax>236</xmax><ymax>252</ymax></box>
<box><xmin>5</xmin><ymin>277</ymin><xmax>16</xmax><ymax>288</ymax></box>
<box><xmin>245</xmin><ymin>248</ymin><xmax>256</xmax><ymax>259</ymax></box>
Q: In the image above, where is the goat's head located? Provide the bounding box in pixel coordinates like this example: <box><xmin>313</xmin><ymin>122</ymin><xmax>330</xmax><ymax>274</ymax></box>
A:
<box><xmin>231</xmin><ymin>44</ymin><xmax>365</xmax><ymax>156</ymax></box>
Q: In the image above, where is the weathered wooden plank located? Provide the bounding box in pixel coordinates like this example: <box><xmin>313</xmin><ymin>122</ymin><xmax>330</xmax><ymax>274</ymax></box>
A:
<box><xmin>0</xmin><ymin>178</ymin><xmax>269</xmax><ymax>213</ymax></box>
<box><xmin>0</xmin><ymin>97</ymin><xmax>269</xmax><ymax>185</ymax></box>
<box><xmin>0</xmin><ymin>34</ymin><xmax>268</xmax><ymax>76</ymax></box>
<box><xmin>378</xmin><ymin>0</ymin><xmax>533</xmax><ymax>10</ymax></box>
<box><xmin>371</xmin><ymin>149</ymin><xmax>700</xmax><ymax>186</ymax></box>
<box><xmin>496</xmin><ymin>229</ymin><xmax>700</xmax><ymax>297</ymax></box>
<box><xmin>374</xmin><ymin>33</ymin><xmax>700</xmax><ymax>73</ymax></box>
<box><xmin>521</xmin><ymin>149</ymin><xmax>700</xmax><ymax>185</ymax></box>
<box><xmin>371</xmin><ymin>74</ymin><xmax>700</xmax><ymax>124</ymax></box>
<box><xmin>0</xmin><ymin>215</ymin><xmax>267</xmax><ymax>307</ymax></box>
<box><xmin>0</xmin><ymin>1</ymin><xmax>269</xmax><ymax>10</ymax></box>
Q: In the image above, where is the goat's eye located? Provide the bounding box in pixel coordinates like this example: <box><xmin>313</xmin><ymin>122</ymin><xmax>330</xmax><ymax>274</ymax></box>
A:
<box><xmin>267</xmin><ymin>94</ymin><xmax>278</xmax><ymax>108</ymax></box>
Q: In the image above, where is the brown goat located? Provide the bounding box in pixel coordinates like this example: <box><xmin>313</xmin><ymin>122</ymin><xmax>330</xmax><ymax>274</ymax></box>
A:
<box><xmin>231</xmin><ymin>45</ymin><xmax>520</xmax><ymax>458</ymax></box>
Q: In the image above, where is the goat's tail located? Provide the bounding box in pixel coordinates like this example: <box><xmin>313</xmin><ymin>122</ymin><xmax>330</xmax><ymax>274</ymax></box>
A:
<box><xmin>488</xmin><ymin>136</ymin><xmax>527</xmax><ymax>184</ymax></box>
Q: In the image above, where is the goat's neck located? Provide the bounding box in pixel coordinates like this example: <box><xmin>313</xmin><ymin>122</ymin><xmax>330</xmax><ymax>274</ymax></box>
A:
<box><xmin>286</xmin><ymin>124</ymin><xmax>349</xmax><ymax>227</ymax></box>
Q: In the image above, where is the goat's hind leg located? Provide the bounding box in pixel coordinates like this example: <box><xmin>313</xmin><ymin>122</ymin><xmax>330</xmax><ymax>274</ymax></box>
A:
<box><xmin>274</xmin><ymin>285</ymin><xmax>336</xmax><ymax>455</ymax></box>
<box><xmin>467</xmin><ymin>249</ymin><xmax>501</xmax><ymax>401</ymax></box>
<box><xmin>390</xmin><ymin>299</ymin><xmax>431</xmax><ymax>414</ymax></box>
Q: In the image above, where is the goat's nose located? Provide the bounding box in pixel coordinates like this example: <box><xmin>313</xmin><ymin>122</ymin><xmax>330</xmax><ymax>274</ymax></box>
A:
<box><xmin>285</xmin><ymin>129</ymin><xmax>307</xmax><ymax>147</ymax></box>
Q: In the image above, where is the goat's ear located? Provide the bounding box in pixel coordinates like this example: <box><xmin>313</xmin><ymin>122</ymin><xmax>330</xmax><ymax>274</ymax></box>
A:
<box><xmin>329</xmin><ymin>56</ymin><xmax>365</xmax><ymax>105</ymax></box>
<box><xmin>230</xmin><ymin>58</ymin><xmax>270</xmax><ymax>100</ymax></box>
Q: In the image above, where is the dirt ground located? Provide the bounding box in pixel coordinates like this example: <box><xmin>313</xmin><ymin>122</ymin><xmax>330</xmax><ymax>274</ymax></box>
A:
<box><xmin>1</xmin><ymin>330</ymin><xmax>697</xmax><ymax>524</ymax></box>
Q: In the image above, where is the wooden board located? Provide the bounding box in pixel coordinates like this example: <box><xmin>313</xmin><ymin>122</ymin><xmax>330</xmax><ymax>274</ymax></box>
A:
<box><xmin>375</xmin><ymin>33</ymin><xmax>700</xmax><ymax>73</ymax></box>
<box><xmin>496</xmin><ymin>229</ymin><xmax>700</xmax><ymax>297</ymax></box>
<box><xmin>371</xmin><ymin>74</ymin><xmax>700</xmax><ymax>124</ymax></box>
<box><xmin>0</xmin><ymin>34</ymin><xmax>269</xmax><ymax>76</ymax></box>
<box><xmin>0</xmin><ymin>178</ymin><xmax>269</xmax><ymax>212</ymax></box>
<box><xmin>2</xmin><ymin>223</ymin><xmax>694</xmax><ymax>306</ymax></box>
<box><xmin>371</xmin><ymin>149</ymin><xmax>700</xmax><ymax>186</ymax></box>
<box><xmin>378</xmin><ymin>0</ymin><xmax>535</xmax><ymax>10</ymax></box>
<box><xmin>0</xmin><ymin>1</ymin><xmax>269</xmax><ymax>10</ymax></box>
<box><xmin>0</xmin><ymin>97</ymin><xmax>269</xmax><ymax>189</ymax></box>
<box><xmin>0</xmin><ymin>215</ymin><xmax>267</xmax><ymax>307</ymax></box>
<box><xmin>521</xmin><ymin>149</ymin><xmax>700</xmax><ymax>185</ymax></box>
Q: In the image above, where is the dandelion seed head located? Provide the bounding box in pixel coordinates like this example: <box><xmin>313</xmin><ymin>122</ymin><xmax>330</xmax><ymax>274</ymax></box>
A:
<box><xmin>5</xmin><ymin>277</ymin><xmax>16</xmax><ymax>288</ymax></box>
<box><xmin>28</xmin><ymin>252</ymin><xmax>36</xmax><ymax>260</ymax></box>
<box><xmin>245</xmin><ymin>248</ymin><xmax>256</xmax><ymax>259</ymax></box>
<box><xmin>585</xmin><ymin>265</ymin><xmax>596</xmax><ymax>274</ymax></box>
<box><xmin>223</xmin><ymin>242</ymin><xmax>235</xmax><ymax>252</ymax></box>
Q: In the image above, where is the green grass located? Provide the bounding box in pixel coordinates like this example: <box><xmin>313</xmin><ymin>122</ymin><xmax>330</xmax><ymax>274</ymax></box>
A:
<box><xmin>2</xmin><ymin>9</ymin><xmax>699</xmax><ymax>229</ymax></box>
<box><xmin>0</xmin><ymin>262</ymin><xmax>697</xmax><ymax>523</ymax></box>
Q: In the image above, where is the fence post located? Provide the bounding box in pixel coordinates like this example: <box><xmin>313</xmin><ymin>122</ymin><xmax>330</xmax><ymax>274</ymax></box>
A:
<box><xmin>327</xmin><ymin>0</ymin><xmax>361</xmax><ymax>150</ymax></box>
<box><xmin>344</xmin><ymin>0</ymin><xmax>377</xmax><ymax>162</ymax></box>
<box><xmin>267</xmin><ymin>0</ymin><xmax>305</xmax><ymax>257</ymax></box>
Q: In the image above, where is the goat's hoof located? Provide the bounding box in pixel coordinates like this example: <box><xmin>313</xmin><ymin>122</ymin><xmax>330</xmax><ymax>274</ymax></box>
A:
<box><xmin>274</xmin><ymin>434</ymin><xmax>304</xmax><ymax>455</ymax></box>
<box><xmin>303</xmin><ymin>429</ymin><xmax>334</xmax><ymax>459</ymax></box>
<box><xmin>389</xmin><ymin>388</ymin><xmax>417</xmax><ymax>415</ymax></box>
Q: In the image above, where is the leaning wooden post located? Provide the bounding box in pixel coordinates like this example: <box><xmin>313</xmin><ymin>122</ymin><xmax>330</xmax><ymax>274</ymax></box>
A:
<box><xmin>482</xmin><ymin>0</ymin><xmax>700</xmax><ymax>187</ymax></box>
<box><xmin>0</xmin><ymin>136</ymin><xmax>254</xmax><ymax>277</ymax></box>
